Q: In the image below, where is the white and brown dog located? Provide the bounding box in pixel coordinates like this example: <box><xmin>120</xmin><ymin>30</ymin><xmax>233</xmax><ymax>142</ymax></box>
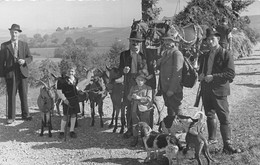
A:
<box><xmin>135</xmin><ymin>122</ymin><xmax>180</xmax><ymax>163</ymax></box>
<box><xmin>159</xmin><ymin>112</ymin><xmax>203</xmax><ymax>135</ymax></box>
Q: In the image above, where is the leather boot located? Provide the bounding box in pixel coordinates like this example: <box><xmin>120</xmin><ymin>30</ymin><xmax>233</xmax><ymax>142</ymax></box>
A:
<box><xmin>220</xmin><ymin>124</ymin><xmax>241</xmax><ymax>154</ymax></box>
<box><xmin>207</xmin><ymin>118</ymin><xmax>218</xmax><ymax>144</ymax></box>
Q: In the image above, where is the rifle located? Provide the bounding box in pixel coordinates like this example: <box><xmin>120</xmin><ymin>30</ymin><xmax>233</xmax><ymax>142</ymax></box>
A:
<box><xmin>194</xmin><ymin>82</ymin><xmax>202</xmax><ymax>107</ymax></box>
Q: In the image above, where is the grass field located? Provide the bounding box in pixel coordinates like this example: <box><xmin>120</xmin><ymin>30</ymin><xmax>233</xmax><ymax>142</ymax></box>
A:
<box><xmin>30</xmin><ymin>47</ymin><xmax>56</xmax><ymax>58</ymax></box>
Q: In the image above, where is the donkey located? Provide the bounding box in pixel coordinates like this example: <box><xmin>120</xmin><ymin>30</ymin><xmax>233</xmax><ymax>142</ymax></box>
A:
<box><xmin>105</xmin><ymin>66</ymin><xmax>126</xmax><ymax>133</ymax></box>
<box><xmin>37</xmin><ymin>79</ymin><xmax>56</xmax><ymax>137</ymax></box>
<box><xmin>84</xmin><ymin>68</ymin><xmax>108</xmax><ymax>127</ymax></box>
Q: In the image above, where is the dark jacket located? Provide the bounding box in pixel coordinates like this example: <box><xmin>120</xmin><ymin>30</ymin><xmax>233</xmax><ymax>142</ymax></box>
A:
<box><xmin>198</xmin><ymin>46</ymin><xmax>235</xmax><ymax>96</ymax></box>
<box><xmin>158</xmin><ymin>47</ymin><xmax>184</xmax><ymax>93</ymax></box>
<box><xmin>1</xmin><ymin>40</ymin><xmax>33</xmax><ymax>79</ymax></box>
<box><xmin>118</xmin><ymin>49</ymin><xmax>147</xmax><ymax>76</ymax></box>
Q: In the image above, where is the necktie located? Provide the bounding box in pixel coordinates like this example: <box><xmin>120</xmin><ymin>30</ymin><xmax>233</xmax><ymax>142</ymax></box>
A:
<box><xmin>131</xmin><ymin>52</ymin><xmax>138</xmax><ymax>73</ymax></box>
<box><xmin>14</xmin><ymin>42</ymin><xmax>18</xmax><ymax>58</ymax></box>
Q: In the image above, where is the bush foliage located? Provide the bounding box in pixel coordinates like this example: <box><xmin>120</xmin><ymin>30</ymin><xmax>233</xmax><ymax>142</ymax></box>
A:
<box><xmin>173</xmin><ymin>0</ymin><xmax>257</xmax><ymax>58</ymax></box>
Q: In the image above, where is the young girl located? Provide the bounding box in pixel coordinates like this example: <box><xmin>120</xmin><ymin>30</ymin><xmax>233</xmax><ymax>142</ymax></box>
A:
<box><xmin>57</xmin><ymin>63</ymin><xmax>80</xmax><ymax>139</ymax></box>
<box><xmin>127</xmin><ymin>72</ymin><xmax>153</xmax><ymax>147</ymax></box>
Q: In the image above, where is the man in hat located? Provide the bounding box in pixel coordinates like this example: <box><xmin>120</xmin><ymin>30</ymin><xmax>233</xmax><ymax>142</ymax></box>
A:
<box><xmin>118</xmin><ymin>30</ymin><xmax>148</xmax><ymax>138</ymax></box>
<box><xmin>198</xmin><ymin>28</ymin><xmax>241</xmax><ymax>154</ymax></box>
<box><xmin>1</xmin><ymin>24</ymin><xmax>33</xmax><ymax>124</ymax></box>
<box><xmin>215</xmin><ymin>17</ymin><xmax>232</xmax><ymax>50</ymax></box>
<box><xmin>157</xmin><ymin>28</ymin><xmax>184</xmax><ymax>117</ymax></box>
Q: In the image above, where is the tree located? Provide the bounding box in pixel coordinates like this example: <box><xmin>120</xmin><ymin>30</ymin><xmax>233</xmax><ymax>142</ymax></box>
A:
<box><xmin>62</xmin><ymin>37</ymin><xmax>75</xmax><ymax>46</ymax></box>
<box><xmin>141</xmin><ymin>0</ymin><xmax>162</xmax><ymax>22</ymax></box>
<box><xmin>75</xmin><ymin>37</ymin><xmax>86</xmax><ymax>46</ymax></box>
<box><xmin>173</xmin><ymin>0</ymin><xmax>254</xmax><ymax>29</ymax></box>
<box><xmin>56</xmin><ymin>27</ymin><xmax>62</xmax><ymax>31</ymax></box>
<box><xmin>51</xmin><ymin>38</ymin><xmax>59</xmax><ymax>44</ymax></box>
<box><xmin>19</xmin><ymin>34</ymin><xmax>28</xmax><ymax>43</ymax></box>
<box><xmin>33</xmin><ymin>33</ymin><xmax>44</xmax><ymax>43</ymax></box>
<box><xmin>43</xmin><ymin>34</ymin><xmax>50</xmax><ymax>41</ymax></box>
<box><xmin>107</xmin><ymin>39</ymin><xmax>126</xmax><ymax>67</ymax></box>
<box><xmin>55</xmin><ymin>44</ymin><xmax>91</xmax><ymax>78</ymax></box>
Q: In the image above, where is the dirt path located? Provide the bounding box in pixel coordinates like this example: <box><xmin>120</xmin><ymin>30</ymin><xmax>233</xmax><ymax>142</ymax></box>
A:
<box><xmin>0</xmin><ymin>44</ymin><xmax>260</xmax><ymax>165</ymax></box>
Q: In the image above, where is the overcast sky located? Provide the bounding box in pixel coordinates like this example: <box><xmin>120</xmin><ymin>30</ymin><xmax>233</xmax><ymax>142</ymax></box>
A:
<box><xmin>0</xmin><ymin>0</ymin><xmax>259</xmax><ymax>31</ymax></box>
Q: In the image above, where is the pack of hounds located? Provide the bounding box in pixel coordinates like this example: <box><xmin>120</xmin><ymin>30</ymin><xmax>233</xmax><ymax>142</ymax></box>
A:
<box><xmin>135</xmin><ymin>111</ymin><xmax>215</xmax><ymax>165</ymax></box>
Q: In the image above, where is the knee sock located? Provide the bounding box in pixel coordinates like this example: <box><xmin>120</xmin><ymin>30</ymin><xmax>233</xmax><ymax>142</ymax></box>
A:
<box><xmin>70</xmin><ymin>117</ymin><xmax>76</xmax><ymax>132</ymax></box>
<box><xmin>60</xmin><ymin>119</ymin><xmax>66</xmax><ymax>132</ymax></box>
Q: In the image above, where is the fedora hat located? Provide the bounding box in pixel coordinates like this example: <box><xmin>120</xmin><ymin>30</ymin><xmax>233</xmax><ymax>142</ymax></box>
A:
<box><xmin>9</xmin><ymin>24</ymin><xmax>22</xmax><ymax>32</ymax></box>
<box><xmin>135</xmin><ymin>73</ymin><xmax>148</xmax><ymax>81</ymax></box>
<box><xmin>206</xmin><ymin>28</ymin><xmax>220</xmax><ymax>38</ymax></box>
<box><xmin>128</xmin><ymin>30</ymin><xmax>145</xmax><ymax>41</ymax></box>
<box><xmin>162</xmin><ymin>28</ymin><xmax>179</xmax><ymax>42</ymax></box>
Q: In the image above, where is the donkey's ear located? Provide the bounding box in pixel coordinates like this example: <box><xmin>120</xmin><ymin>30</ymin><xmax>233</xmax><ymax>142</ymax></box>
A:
<box><xmin>106</xmin><ymin>65</ymin><xmax>111</xmax><ymax>71</ymax></box>
<box><xmin>51</xmin><ymin>73</ymin><xmax>57</xmax><ymax>79</ymax></box>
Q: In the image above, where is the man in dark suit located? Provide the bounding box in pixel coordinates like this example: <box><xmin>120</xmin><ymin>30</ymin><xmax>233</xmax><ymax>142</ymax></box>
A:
<box><xmin>1</xmin><ymin>24</ymin><xmax>33</xmax><ymax>124</ymax></box>
<box><xmin>118</xmin><ymin>30</ymin><xmax>148</xmax><ymax>138</ymax></box>
<box><xmin>198</xmin><ymin>28</ymin><xmax>241</xmax><ymax>154</ymax></box>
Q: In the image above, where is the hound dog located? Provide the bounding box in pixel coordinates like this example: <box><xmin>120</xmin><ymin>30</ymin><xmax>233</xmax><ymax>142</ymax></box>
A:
<box><xmin>159</xmin><ymin>112</ymin><xmax>215</xmax><ymax>165</ymax></box>
<box><xmin>159</xmin><ymin>113</ymin><xmax>200</xmax><ymax>135</ymax></box>
<box><xmin>135</xmin><ymin>122</ymin><xmax>180</xmax><ymax>163</ymax></box>
<box><xmin>183</xmin><ymin>112</ymin><xmax>215</xmax><ymax>165</ymax></box>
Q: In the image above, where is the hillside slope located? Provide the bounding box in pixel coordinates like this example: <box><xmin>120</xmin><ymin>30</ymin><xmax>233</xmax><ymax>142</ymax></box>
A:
<box><xmin>52</xmin><ymin>27</ymin><xmax>131</xmax><ymax>47</ymax></box>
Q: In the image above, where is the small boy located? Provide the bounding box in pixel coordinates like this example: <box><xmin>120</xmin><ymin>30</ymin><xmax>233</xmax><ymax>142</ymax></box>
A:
<box><xmin>56</xmin><ymin>63</ymin><xmax>80</xmax><ymax>139</ymax></box>
<box><xmin>127</xmin><ymin>72</ymin><xmax>153</xmax><ymax>147</ymax></box>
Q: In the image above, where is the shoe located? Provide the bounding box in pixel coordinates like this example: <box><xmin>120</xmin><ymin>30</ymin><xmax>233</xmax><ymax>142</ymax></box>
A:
<box><xmin>123</xmin><ymin>130</ymin><xmax>133</xmax><ymax>139</ymax></box>
<box><xmin>70</xmin><ymin>132</ymin><xmax>77</xmax><ymax>138</ymax></box>
<box><xmin>208</xmin><ymin>139</ymin><xmax>218</xmax><ymax>145</ymax></box>
<box><xmin>22</xmin><ymin>116</ymin><xmax>32</xmax><ymax>121</ymax></box>
<box><xmin>58</xmin><ymin>132</ymin><xmax>65</xmax><ymax>139</ymax></box>
<box><xmin>7</xmin><ymin>119</ymin><xmax>14</xmax><ymax>124</ymax></box>
<box><xmin>130</xmin><ymin>137</ymin><xmax>138</xmax><ymax>147</ymax></box>
<box><xmin>223</xmin><ymin>144</ymin><xmax>242</xmax><ymax>154</ymax></box>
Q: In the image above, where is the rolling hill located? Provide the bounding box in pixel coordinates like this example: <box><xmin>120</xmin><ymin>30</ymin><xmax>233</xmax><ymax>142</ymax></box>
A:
<box><xmin>0</xmin><ymin>26</ymin><xmax>132</xmax><ymax>48</ymax></box>
<box><xmin>50</xmin><ymin>27</ymin><xmax>131</xmax><ymax>47</ymax></box>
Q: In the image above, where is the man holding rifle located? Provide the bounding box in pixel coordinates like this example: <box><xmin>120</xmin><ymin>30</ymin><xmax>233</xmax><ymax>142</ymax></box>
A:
<box><xmin>197</xmin><ymin>28</ymin><xmax>241</xmax><ymax>154</ymax></box>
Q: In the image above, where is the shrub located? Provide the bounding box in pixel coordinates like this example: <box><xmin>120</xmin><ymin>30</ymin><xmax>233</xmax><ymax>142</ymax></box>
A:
<box><xmin>232</xmin><ymin>30</ymin><xmax>253</xmax><ymax>59</ymax></box>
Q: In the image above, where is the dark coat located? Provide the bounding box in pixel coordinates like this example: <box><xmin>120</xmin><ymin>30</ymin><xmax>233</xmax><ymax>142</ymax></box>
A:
<box><xmin>1</xmin><ymin>40</ymin><xmax>33</xmax><ymax>79</ymax></box>
<box><xmin>158</xmin><ymin>47</ymin><xmax>184</xmax><ymax>93</ymax></box>
<box><xmin>118</xmin><ymin>49</ymin><xmax>147</xmax><ymax>76</ymax></box>
<box><xmin>198</xmin><ymin>46</ymin><xmax>235</xmax><ymax>96</ymax></box>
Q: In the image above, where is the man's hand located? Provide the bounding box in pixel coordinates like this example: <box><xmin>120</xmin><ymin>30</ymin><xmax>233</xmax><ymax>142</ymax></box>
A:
<box><xmin>198</xmin><ymin>73</ymin><xmax>205</xmax><ymax>82</ymax></box>
<box><xmin>204</xmin><ymin>75</ymin><xmax>213</xmax><ymax>83</ymax></box>
<box><xmin>123</xmin><ymin>66</ymin><xmax>130</xmax><ymax>74</ymax></box>
<box><xmin>18</xmin><ymin>59</ymin><xmax>25</xmax><ymax>65</ymax></box>
<box><xmin>63</xmin><ymin>99</ymin><xmax>69</xmax><ymax>105</ymax></box>
<box><xmin>166</xmin><ymin>90</ymin><xmax>174</xmax><ymax>97</ymax></box>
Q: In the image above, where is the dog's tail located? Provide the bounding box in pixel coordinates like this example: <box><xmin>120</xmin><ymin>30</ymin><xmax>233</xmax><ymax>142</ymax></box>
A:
<box><xmin>193</xmin><ymin>111</ymin><xmax>206</xmax><ymax>123</ymax></box>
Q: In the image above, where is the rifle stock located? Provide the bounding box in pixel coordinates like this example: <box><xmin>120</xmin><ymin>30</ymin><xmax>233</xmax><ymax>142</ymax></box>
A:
<box><xmin>194</xmin><ymin>83</ymin><xmax>202</xmax><ymax>107</ymax></box>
